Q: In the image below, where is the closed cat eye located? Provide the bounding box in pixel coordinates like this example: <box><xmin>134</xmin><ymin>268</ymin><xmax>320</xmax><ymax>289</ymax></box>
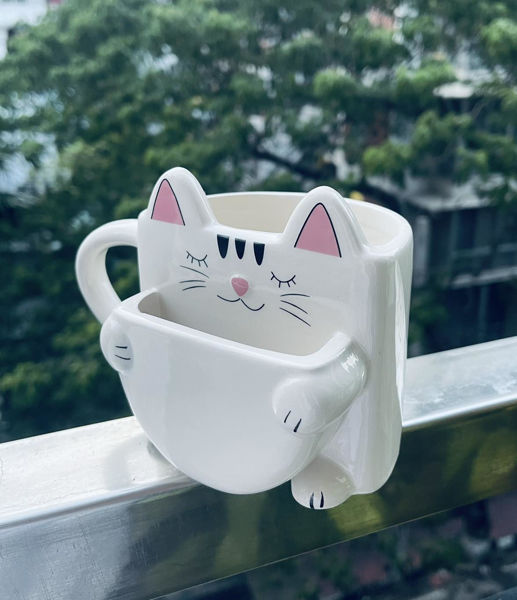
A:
<box><xmin>186</xmin><ymin>250</ymin><xmax>208</xmax><ymax>268</ymax></box>
<box><xmin>270</xmin><ymin>271</ymin><xmax>296</xmax><ymax>288</ymax></box>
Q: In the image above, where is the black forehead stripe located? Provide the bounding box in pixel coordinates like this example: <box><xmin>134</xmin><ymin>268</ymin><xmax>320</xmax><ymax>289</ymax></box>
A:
<box><xmin>235</xmin><ymin>238</ymin><xmax>246</xmax><ymax>259</ymax></box>
<box><xmin>254</xmin><ymin>242</ymin><xmax>265</xmax><ymax>265</ymax></box>
<box><xmin>217</xmin><ymin>235</ymin><xmax>229</xmax><ymax>258</ymax></box>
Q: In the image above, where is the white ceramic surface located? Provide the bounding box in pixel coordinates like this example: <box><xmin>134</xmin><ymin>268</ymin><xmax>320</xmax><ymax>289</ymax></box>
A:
<box><xmin>76</xmin><ymin>167</ymin><xmax>413</xmax><ymax>509</ymax></box>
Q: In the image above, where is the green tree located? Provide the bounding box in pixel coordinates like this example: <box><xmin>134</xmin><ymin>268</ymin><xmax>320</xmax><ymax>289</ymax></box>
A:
<box><xmin>1</xmin><ymin>0</ymin><xmax>517</xmax><ymax>439</ymax></box>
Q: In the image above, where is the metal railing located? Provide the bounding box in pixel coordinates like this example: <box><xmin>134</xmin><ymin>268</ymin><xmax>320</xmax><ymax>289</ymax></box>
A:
<box><xmin>1</xmin><ymin>337</ymin><xmax>517</xmax><ymax>599</ymax></box>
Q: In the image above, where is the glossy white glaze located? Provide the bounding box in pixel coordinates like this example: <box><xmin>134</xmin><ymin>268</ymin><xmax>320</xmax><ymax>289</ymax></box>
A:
<box><xmin>76</xmin><ymin>167</ymin><xmax>413</xmax><ymax>509</ymax></box>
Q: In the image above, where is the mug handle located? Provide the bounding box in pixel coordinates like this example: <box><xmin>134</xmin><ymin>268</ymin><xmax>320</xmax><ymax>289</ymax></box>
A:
<box><xmin>75</xmin><ymin>219</ymin><xmax>138</xmax><ymax>323</ymax></box>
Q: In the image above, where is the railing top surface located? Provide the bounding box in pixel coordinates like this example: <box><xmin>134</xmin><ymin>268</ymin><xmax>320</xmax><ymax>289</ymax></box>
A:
<box><xmin>1</xmin><ymin>336</ymin><xmax>517</xmax><ymax>599</ymax></box>
<box><xmin>404</xmin><ymin>335</ymin><xmax>517</xmax><ymax>428</ymax></box>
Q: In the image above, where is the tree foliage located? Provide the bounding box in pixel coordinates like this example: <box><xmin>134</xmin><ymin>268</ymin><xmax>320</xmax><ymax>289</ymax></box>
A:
<box><xmin>1</xmin><ymin>0</ymin><xmax>517</xmax><ymax>439</ymax></box>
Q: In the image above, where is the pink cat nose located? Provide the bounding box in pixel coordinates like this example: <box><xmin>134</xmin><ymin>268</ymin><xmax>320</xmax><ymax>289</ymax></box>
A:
<box><xmin>231</xmin><ymin>277</ymin><xmax>249</xmax><ymax>297</ymax></box>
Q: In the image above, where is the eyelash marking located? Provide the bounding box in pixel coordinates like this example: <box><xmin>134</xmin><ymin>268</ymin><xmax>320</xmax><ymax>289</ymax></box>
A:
<box><xmin>270</xmin><ymin>271</ymin><xmax>296</xmax><ymax>288</ymax></box>
<box><xmin>186</xmin><ymin>251</ymin><xmax>208</xmax><ymax>268</ymax></box>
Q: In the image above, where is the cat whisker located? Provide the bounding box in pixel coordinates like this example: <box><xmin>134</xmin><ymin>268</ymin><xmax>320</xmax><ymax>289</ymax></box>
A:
<box><xmin>182</xmin><ymin>285</ymin><xmax>207</xmax><ymax>291</ymax></box>
<box><xmin>180</xmin><ymin>265</ymin><xmax>209</xmax><ymax>278</ymax></box>
<box><xmin>280</xmin><ymin>293</ymin><xmax>310</xmax><ymax>298</ymax></box>
<box><xmin>280</xmin><ymin>300</ymin><xmax>309</xmax><ymax>315</ymax></box>
<box><xmin>179</xmin><ymin>279</ymin><xmax>206</xmax><ymax>284</ymax></box>
<box><xmin>279</xmin><ymin>307</ymin><xmax>311</xmax><ymax>327</ymax></box>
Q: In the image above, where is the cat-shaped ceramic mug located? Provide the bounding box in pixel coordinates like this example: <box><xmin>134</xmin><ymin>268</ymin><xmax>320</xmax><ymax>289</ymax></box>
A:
<box><xmin>76</xmin><ymin>167</ymin><xmax>413</xmax><ymax>509</ymax></box>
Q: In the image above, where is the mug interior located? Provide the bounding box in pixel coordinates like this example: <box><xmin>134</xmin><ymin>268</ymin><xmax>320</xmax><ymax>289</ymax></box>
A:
<box><xmin>207</xmin><ymin>192</ymin><xmax>406</xmax><ymax>248</ymax></box>
<box><xmin>137</xmin><ymin>286</ymin><xmax>331</xmax><ymax>356</ymax></box>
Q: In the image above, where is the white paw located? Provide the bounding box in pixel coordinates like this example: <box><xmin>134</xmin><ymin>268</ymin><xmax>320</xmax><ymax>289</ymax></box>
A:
<box><xmin>281</xmin><ymin>408</ymin><xmax>305</xmax><ymax>434</ymax></box>
<box><xmin>111</xmin><ymin>336</ymin><xmax>133</xmax><ymax>371</ymax></box>
<box><xmin>291</xmin><ymin>456</ymin><xmax>355</xmax><ymax>510</ymax></box>
<box><xmin>100</xmin><ymin>318</ymin><xmax>133</xmax><ymax>372</ymax></box>
<box><xmin>308</xmin><ymin>490</ymin><xmax>326</xmax><ymax>510</ymax></box>
<box><xmin>273</xmin><ymin>379</ymin><xmax>327</xmax><ymax>435</ymax></box>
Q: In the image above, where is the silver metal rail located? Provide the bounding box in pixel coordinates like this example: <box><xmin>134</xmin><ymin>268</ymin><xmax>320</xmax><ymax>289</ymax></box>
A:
<box><xmin>1</xmin><ymin>337</ymin><xmax>517</xmax><ymax>599</ymax></box>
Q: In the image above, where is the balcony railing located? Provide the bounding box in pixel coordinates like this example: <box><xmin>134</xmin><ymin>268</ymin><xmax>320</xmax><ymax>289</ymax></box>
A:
<box><xmin>1</xmin><ymin>337</ymin><xmax>517</xmax><ymax>599</ymax></box>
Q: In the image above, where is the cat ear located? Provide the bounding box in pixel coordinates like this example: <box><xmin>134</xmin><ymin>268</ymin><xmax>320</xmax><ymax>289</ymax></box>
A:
<box><xmin>283</xmin><ymin>186</ymin><xmax>366</xmax><ymax>257</ymax></box>
<box><xmin>148</xmin><ymin>167</ymin><xmax>214</xmax><ymax>227</ymax></box>
<box><xmin>151</xmin><ymin>178</ymin><xmax>184</xmax><ymax>225</ymax></box>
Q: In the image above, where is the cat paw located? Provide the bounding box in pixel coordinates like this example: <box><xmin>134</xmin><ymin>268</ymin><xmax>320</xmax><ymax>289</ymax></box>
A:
<box><xmin>100</xmin><ymin>318</ymin><xmax>133</xmax><ymax>372</ymax></box>
<box><xmin>273</xmin><ymin>379</ymin><xmax>327</xmax><ymax>435</ymax></box>
<box><xmin>111</xmin><ymin>336</ymin><xmax>133</xmax><ymax>371</ymax></box>
<box><xmin>281</xmin><ymin>409</ymin><xmax>306</xmax><ymax>434</ymax></box>
<box><xmin>291</xmin><ymin>456</ymin><xmax>355</xmax><ymax>510</ymax></box>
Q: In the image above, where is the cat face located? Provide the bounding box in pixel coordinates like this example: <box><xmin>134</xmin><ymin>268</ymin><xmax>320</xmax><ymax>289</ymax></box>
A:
<box><xmin>138</xmin><ymin>168</ymin><xmax>367</xmax><ymax>354</ymax></box>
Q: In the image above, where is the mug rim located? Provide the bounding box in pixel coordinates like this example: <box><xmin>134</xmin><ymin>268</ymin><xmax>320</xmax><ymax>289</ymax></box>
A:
<box><xmin>205</xmin><ymin>191</ymin><xmax>412</xmax><ymax>255</ymax></box>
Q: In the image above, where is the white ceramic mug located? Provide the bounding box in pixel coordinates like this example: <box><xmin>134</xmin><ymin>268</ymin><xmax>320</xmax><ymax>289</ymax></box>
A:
<box><xmin>76</xmin><ymin>167</ymin><xmax>412</xmax><ymax>509</ymax></box>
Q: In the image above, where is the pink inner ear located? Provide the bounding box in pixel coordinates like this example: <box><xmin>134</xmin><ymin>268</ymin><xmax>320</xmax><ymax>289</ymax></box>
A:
<box><xmin>294</xmin><ymin>203</ymin><xmax>341</xmax><ymax>257</ymax></box>
<box><xmin>151</xmin><ymin>179</ymin><xmax>185</xmax><ymax>225</ymax></box>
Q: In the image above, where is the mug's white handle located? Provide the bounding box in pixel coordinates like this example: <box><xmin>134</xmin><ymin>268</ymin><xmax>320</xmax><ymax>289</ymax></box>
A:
<box><xmin>75</xmin><ymin>219</ymin><xmax>138</xmax><ymax>323</ymax></box>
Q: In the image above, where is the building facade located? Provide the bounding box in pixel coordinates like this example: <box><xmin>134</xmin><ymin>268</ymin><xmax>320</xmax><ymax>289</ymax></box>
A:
<box><xmin>400</xmin><ymin>179</ymin><xmax>517</xmax><ymax>353</ymax></box>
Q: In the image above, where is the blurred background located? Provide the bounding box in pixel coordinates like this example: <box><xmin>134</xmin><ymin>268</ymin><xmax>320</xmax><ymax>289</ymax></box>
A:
<box><xmin>1</xmin><ymin>1</ymin><xmax>517</xmax><ymax>598</ymax></box>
